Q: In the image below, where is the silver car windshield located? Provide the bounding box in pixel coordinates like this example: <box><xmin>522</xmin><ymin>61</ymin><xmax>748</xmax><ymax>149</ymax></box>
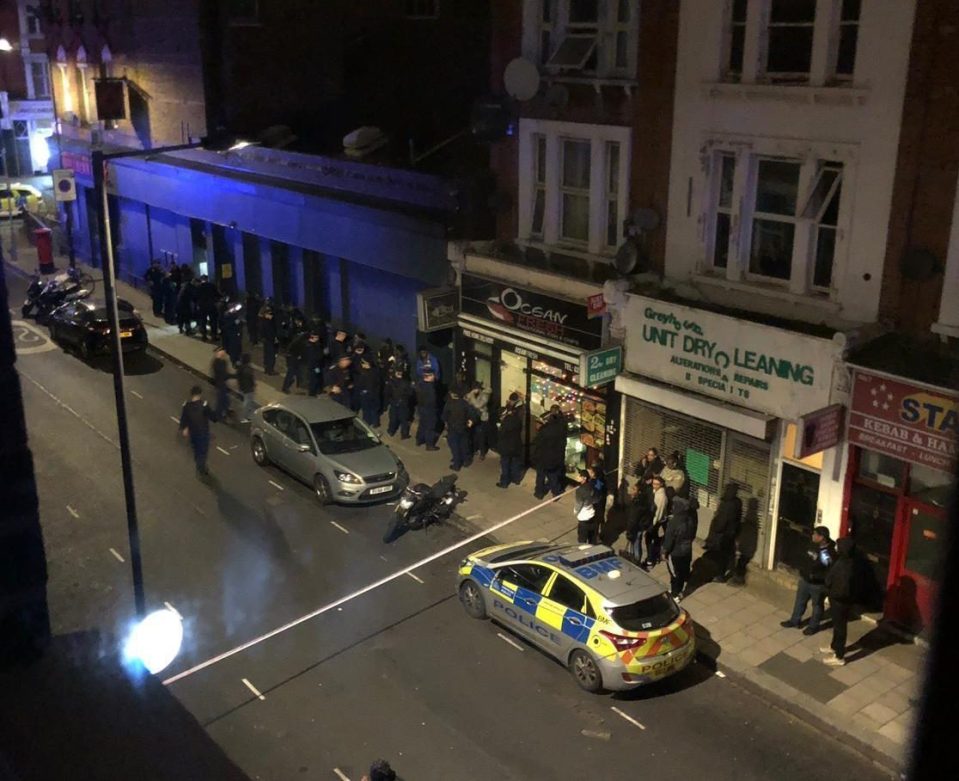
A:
<box><xmin>310</xmin><ymin>417</ymin><xmax>379</xmax><ymax>455</ymax></box>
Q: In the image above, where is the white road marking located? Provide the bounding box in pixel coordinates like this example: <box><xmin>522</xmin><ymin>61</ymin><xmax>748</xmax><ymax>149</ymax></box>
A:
<box><xmin>170</xmin><ymin>415</ymin><xmax>180</xmax><ymax>423</ymax></box>
<box><xmin>581</xmin><ymin>729</ymin><xmax>611</xmax><ymax>741</ymax></box>
<box><xmin>496</xmin><ymin>632</ymin><xmax>525</xmax><ymax>652</ymax></box>
<box><xmin>109</xmin><ymin>547</ymin><xmax>125</xmax><ymax>563</ymax></box>
<box><xmin>160</xmin><ymin>475</ymin><xmax>617</xmax><ymax>687</ymax></box>
<box><xmin>715</xmin><ymin>670</ymin><xmax>726</xmax><ymax>678</ymax></box>
<box><xmin>466</xmin><ymin>514</ymin><xmax>483</xmax><ymax>520</ymax></box>
<box><xmin>330</xmin><ymin>521</ymin><xmax>350</xmax><ymax>535</ymax></box>
<box><xmin>406</xmin><ymin>572</ymin><xmax>424</xmax><ymax>584</ymax></box>
<box><xmin>164</xmin><ymin>601</ymin><xmax>182</xmax><ymax>619</ymax></box>
<box><xmin>268</xmin><ymin>480</ymin><xmax>284</xmax><ymax>491</ymax></box>
<box><xmin>216</xmin><ymin>446</ymin><xmax>230</xmax><ymax>455</ymax></box>
<box><xmin>611</xmin><ymin>706</ymin><xmax>645</xmax><ymax>731</ymax></box>
<box><xmin>130</xmin><ymin>390</ymin><xmax>143</xmax><ymax>399</ymax></box>
<box><xmin>333</xmin><ymin>769</ymin><xmax>351</xmax><ymax>781</ymax></box>
<box><xmin>66</xmin><ymin>505</ymin><xmax>79</xmax><ymax>518</ymax></box>
<box><xmin>230</xmin><ymin>444</ymin><xmax>239</xmax><ymax>450</ymax></box>
<box><xmin>379</xmin><ymin>555</ymin><xmax>388</xmax><ymax>562</ymax></box>
<box><xmin>241</xmin><ymin>678</ymin><xmax>266</xmax><ymax>701</ymax></box>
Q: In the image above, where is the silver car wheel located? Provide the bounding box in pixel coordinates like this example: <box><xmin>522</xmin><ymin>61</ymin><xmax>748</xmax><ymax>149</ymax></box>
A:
<box><xmin>459</xmin><ymin>580</ymin><xmax>487</xmax><ymax>619</ymax></box>
<box><xmin>569</xmin><ymin>649</ymin><xmax>603</xmax><ymax>693</ymax></box>
<box><xmin>251</xmin><ymin>436</ymin><xmax>269</xmax><ymax>466</ymax></box>
<box><xmin>314</xmin><ymin>474</ymin><xmax>332</xmax><ymax>505</ymax></box>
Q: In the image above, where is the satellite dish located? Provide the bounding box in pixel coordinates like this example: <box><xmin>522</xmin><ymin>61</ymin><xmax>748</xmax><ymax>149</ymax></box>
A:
<box><xmin>504</xmin><ymin>58</ymin><xmax>540</xmax><ymax>101</ymax></box>
<box><xmin>614</xmin><ymin>241</ymin><xmax>640</xmax><ymax>276</ymax></box>
<box><xmin>545</xmin><ymin>84</ymin><xmax>569</xmax><ymax>111</ymax></box>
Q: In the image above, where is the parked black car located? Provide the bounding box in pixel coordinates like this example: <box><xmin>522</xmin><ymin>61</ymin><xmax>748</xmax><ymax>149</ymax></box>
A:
<box><xmin>48</xmin><ymin>299</ymin><xmax>148</xmax><ymax>359</ymax></box>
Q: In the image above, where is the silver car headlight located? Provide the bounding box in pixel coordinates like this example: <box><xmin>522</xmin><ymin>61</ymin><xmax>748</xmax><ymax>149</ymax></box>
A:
<box><xmin>334</xmin><ymin>470</ymin><xmax>362</xmax><ymax>484</ymax></box>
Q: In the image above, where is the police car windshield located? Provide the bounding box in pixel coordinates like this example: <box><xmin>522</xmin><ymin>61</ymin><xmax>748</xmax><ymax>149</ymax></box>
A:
<box><xmin>311</xmin><ymin>417</ymin><xmax>379</xmax><ymax>455</ymax></box>
<box><xmin>609</xmin><ymin>594</ymin><xmax>679</xmax><ymax>631</ymax></box>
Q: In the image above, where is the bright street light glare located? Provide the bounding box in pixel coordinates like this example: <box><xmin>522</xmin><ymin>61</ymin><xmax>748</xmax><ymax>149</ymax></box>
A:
<box><xmin>0</xmin><ymin>38</ymin><xmax>13</xmax><ymax>52</ymax></box>
<box><xmin>123</xmin><ymin>608</ymin><xmax>184</xmax><ymax>674</ymax></box>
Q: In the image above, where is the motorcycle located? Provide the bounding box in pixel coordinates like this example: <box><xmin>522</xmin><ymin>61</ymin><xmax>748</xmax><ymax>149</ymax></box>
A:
<box><xmin>383</xmin><ymin>474</ymin><xmax>466</xmax><ymax>543</ymax></box>
<box><xmin>22</xmin><ymin>267</ymin><xmax>91</xmax><ymax>321</ymax></box>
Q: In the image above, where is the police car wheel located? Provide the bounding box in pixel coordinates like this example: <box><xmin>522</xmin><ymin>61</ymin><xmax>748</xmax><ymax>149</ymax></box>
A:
<box><xmin>458</xmin><ymin>580</ymin><xmax>487</xmax><ymax>619</ymax></box>
<box><xmin>314</xmin><ymin>474</ymin><xmax>333</xmax><ymax>505</ymax></box>
<box><xmin>569</xmin><ymin>650</ymin><xmax>603</xmax><ymax>693</ymax></box>
<box><xmin>251</xmin><ymin>436</ymin><xmax>270</xmax><ymax>466</ymax></box>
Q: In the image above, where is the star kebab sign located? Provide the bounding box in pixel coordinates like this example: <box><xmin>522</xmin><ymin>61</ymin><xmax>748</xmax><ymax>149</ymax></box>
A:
<box><xmin>848</xmin><ymin>370</ymin><xmax>958</xmax><ymax>473</ymax></box>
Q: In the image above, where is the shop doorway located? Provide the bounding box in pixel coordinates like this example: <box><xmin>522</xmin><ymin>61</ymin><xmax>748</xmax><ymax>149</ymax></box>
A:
<box><xmin>776</xmin><ymin>462</ymin><xmax>821</xmax><ymax>572</ymax></box>
<box><xmin>893</xmin><ymin>502</ymin><xmax>945</xmax><ymax>632</ymax></box>
<box><xmin>500</xmin><ymin>350</ymin><xmax>528</xmax><ymax>405</ymax></box>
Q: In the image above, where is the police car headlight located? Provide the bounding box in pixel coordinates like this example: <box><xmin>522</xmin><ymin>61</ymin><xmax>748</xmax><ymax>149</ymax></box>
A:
<box><xmin>334</xmin><ymin>470</ymin><xmax>362</xmax><ymax>484</ymax></box>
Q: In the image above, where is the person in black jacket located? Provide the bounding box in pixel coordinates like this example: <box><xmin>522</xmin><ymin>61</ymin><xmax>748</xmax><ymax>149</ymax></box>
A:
<box><xmin>145</xmin><ymin>260</ymin><xmax>165</xmax><ymax>317</ymax></box>
<box><xmin>210</xmin><ymin>347</ymin><xmax>234</xmax><ymax>422</ymax></box>
<box><xmin>623</xmin><ymin>482</ymin><xmax>653</xmax><ymax>563</ymax></box>
<box><xmin>195</xmin><ymin>275</ymin><xmax>221</xmax><ymax>341</ymax></box>
<box><xmin>304</xmin><ymin>332</ymin><xmax>325</xmax><ymax>397</ymax></box>
<box><xmin>178</xmin><ymin>385</ymin><xmax>217</xmax><ymax>477</ymax></box>
<box><xmin>282</xmin><ymin>331</ymin><xmax>309</xmax><ymax>393</ymax></box>
<box><xmin>245</xmin><ymin>292</ymin><xmax>262</xmax><ymax>344</ymax></box>
<box><xmin>781</xmin><ymin>526</ymin><xmax>836</xmax><ymax>635</ymax></box>
<box><xmin>259</xmin><ymin>302</ymin><xmax>277</xmax><ymax>375</ymax></box>
<box><xmin>385</xmin><ymin>370</ymin><xmax>414</xmax><ymax>438</ymax></box>
<box><xmin>325</xmin><ymin>355</ymin><xmax>354</xmax><ymax>408</ymax></box>
<box><xmin>442</xmin><ymin>388</ymin><xmax>473</xmax><ymax>471</ymax></box>
<box><xmin>355</xmin><ymin>355</ymin><xmax>382</xmax><ymax>426</ymax></box>
<box><xmin>329</xmin><ymin>328</ymin><xmax>351</xmax><ymax>362</ymax></box>
<box><xmin>822</xmin><ymin>537</ymin><xmax>858</xmax><ymax>666</ymax></box>
<box><xmin>236</xmin><ymin>353</ymin><xmax>257</xmax><ymax>422</ymax></box>
<box><xmin>663</xmin><ymin>496</ymin><xmax>697</xmax><ymax>598</ymax></box>
<box><xmin>176</xmin><ymin>279</ymin><xmax>196</xmax><ymax>335</ymax></box>
<box><xmin>703</xmin><ymin>483</ymin><xmax>743</xmax><ymax>582</ymax></box>
<box><xmin>162</xmin><ymin>272</ymin><xmax>178</xmax><ymax>325</ymax></box>
<box><xmin>414</xmin><ymin>370</ymin><xmax>440</xmax><ymax>450</ymax></box>
<box><xmin>573</xmin><ymin>469</ymin><xmax>597</xmax><ymax>543</ymax></box>
<box><xmin>496</xmin><ymin>393</ymin><xmax>525</xmax><ymax>488</ymax></box>
<box><xmin>532</xmin><ymin>406</ymin><xmax>567</xmax><ymax>499</ymax></box>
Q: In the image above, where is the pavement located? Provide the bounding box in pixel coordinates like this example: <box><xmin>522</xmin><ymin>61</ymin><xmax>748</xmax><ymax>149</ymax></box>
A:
<box><xmin>4</xmin><ymin>242</ymin><xmax>923</xmax><ymax>779</ymax></box>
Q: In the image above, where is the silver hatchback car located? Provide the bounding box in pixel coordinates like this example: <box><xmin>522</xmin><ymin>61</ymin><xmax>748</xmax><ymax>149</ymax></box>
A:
<box><xmin>250</xmin><ymin>397</ymin><xmax>408</xmax><ymax>504</ymax></box>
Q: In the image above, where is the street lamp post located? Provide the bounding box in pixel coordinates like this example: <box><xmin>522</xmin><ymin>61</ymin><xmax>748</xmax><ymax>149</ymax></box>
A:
<box><xmin>91</xmin><ymin>141</ymin><xmax>202</xmax><ymax>618</ymax></box>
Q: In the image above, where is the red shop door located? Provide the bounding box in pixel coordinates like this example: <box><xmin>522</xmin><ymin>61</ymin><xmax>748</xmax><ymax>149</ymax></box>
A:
<box><xmin>887</xmin><ymin>501</ymin><xmax>945</xmax><ymax>633</ymax></box>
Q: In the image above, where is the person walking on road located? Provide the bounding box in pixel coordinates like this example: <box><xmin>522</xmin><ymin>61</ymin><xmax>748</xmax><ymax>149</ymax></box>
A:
<box><xmin>663</xmin><ymin>496</ymin><xmax>697</xmax><ymax>599</ymax></box>
<box><xmin>442</xmin><ymin>388</ymin><xmax>473</xmax><ymax>471</ymax></box>
<box><xmin>574</xmin><ymin>469</ymin><xmax>597</xmax><ymax>543</ymax></box>
<box><xmin>702</xmin><ymin>483</ymin><xmax>743</xmax><ymax>582</ymax></box>
<box><xmin>781</xmin><ymin>526</ymin><xmax>835</xmax><ymax>635</ymax></box>
<box><xmin>464</xmin><ymin>381</ymin><xmax>491</xmax><ymax>460</ymax></box>
<box><xmin>385</xmin><ymin>369</ymin><xmax>414</xmax><ymax>438</ymax></box>
<box><xmin>532</xmin><ymin>405</ymin><xmax>567</xmax><ymax>499</ymax></box>
<box><xmin>179</xmin><ymin>385</ymin><xmax>216</xmax><ymax>477</ymax></box>
<box><xmin>821</xmin><ymin>537</ymin><xmax>859</xmax><ymax>667</ymax></box>
<box><xmin>495</xmin><ymin>392</ymin><xmax>525</xmax><ymax>488</ymax></box>
<box><xmin>211</xmin><ymin>347</ymin><xmax>233</xmax><ymax>422</ymax></box>
<box><xmin>236</xmin><ymin>353</ymin><xmax>257</xmax><ymax>423</ymax></box>
<box><xmin>414</xmin><ymin>370</ymin><xmax>440</xmax><ymax>450</ymax></box>
<box><xmin>259</xmin><ymin>301</ymin><xmax>278</xmax><ymax>375</ymax></box>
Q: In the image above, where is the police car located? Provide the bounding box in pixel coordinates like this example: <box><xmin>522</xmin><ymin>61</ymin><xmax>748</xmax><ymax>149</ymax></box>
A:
<box><xmin>457</xmin><ymin>542</ymin><xmax>696</xmax><ymax>692</ymax></box>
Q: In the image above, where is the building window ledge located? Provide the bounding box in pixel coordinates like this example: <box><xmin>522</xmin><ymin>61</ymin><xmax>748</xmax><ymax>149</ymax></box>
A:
<box><xmin>545</xmin><ymin>74</ymin><xmax>639</xmax><ymax>96</ymax></box>
<box><xmin>518</xmin><ymin>238</ymin><xmax>614</xmax><ymax>265</ymax></box>
<box><xmin>931</xmin><ymin>322</ymin><xmax>959</xmax><ymax>339</ymax></box>
<box><xmin>702</xmin><ymin>81</ymin><xmax>869</xmax><ymax>108</ymax></box>
<box><xmin>693</xmin><ymin>273</ymin><xmax>842</xmax><ymax>313</ymax></box>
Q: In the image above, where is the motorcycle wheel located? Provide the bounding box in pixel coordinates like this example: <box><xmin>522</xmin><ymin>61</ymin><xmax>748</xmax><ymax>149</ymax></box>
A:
<box><xmin>383</xmin><ymin>509</ymin><xmax>405</xmax><ymax>543</ymax></box>
<box><xmin>21</xmin><ymin>302</ymin><xmax>33</xmax><ymax>318</ymax></box>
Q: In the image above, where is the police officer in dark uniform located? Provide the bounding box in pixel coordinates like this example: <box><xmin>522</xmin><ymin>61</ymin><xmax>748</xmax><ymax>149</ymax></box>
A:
<box><xmin>162</xmin><ymin>271</ymin><xmax>178</xmax><ymax>325</ymax></box>
<box><xmin>245</xmin><ymin>291</ymin><xmax>262</xmax><ymax>345</ymax></box>
<box><xmin>329</xmin><ymin>328</ymin><xmax>351</xmax><ymax>362</ymax></box>
<box><xmin>195</xmin><ymin>275</ymin><xmax>221</xmax><ymax>341</ymax></box>
<box><xmin>221</xmin><ymin>301</ymin><xmax>244</xmax><ymax>366</ymax></box>
<box><xmin>385</xmin><ymin>369</ymin><xmax>414</xmax><ymax>439</ymax></box>
<box><xmin>325</xmin><ymin>355</ymin><xmax>354</xmax><ymax>408</ymax></box>
<box><xmin>355</xmin><ymin>352</ymin><xmax>382</xmax><ymax>426</ymax></box>
<box><xmin>415</xmin><ymin>370</ymin><xmax>440</xmax><ymax>450</ymax></box>
<box><xmin>282</xmin><ymin>330</ymin><xmax>309</xmax><ymax>393</ymax></box>
<box><xmin>259</xmin><ymin>300</ymin><xmax>278</xmax><ymax>375</ymax></box>
<box><xmin>145</xmin><ymin>260</ymin><xmax>165</xmax><ymax>317</ymax></box>
<box><xmin>442</xmin><ymin>387</ymin><xmax>473</xmax><ymax>471</ymax></box>
<box><xmin>179</xmin><ymin>385</ymin><xmax>217</xmax><ymax>477</ymax></box>
<box><xmin>304</xmin><ymin>331</ymin><xmax>326</xmax><ymax>397</ymax></box>
<box><xmin>176</xmin><ymin>278</ymin><xmax>196</xmax><ymax>334</ymax></box>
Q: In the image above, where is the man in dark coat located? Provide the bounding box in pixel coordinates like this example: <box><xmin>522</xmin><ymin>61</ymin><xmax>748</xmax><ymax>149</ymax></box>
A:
<box><xmin>245</xmin><ymin>292</ymin><xmax>262</xmax><ymax>344</ymax></box>
<box><xmin>532</xmin><ymin>406</ymin><xmax>567</xmax><ymax>499</ymax></box>
<box><xmin>282</xmin><ymin>330</ymin><xmax>309</xmax><ymax>393</ymax></box>
<box><xmin>663</xmin><ymin>496</ymin><xmax>698</xmax><ymax>598</ymax></box>
<box><xmin>145</xmin><ymin>260</ymin><xmax>165</xmax><ymax>317</ymax></box>
<box><xmin>442</xmin><ymin>388</ymin><xmax>473</xmax><ymax>471</ymax></box>
<box><xmin>179</xmin><ymin>385</ymin><xmax>216</xmax><ymax>477</ymax></box>
<box><xmin>329</xmin><ymin>328</ymin><xmax>351</xmax><ymax>362</ymax></box>
<box><xmin>385</xmin><ymin>370</ymin><xmax>414</xmax><ymax>438</ymax></box>
<box><xmin>355</xmin><ymin>355</ymin><xmax>382</xmax><ymax>426</ymax></box>
<box><xmin>259</xmin><ymin>302</ymin><xmax>277</xmax><ymax>375</ymax></box>
<box><xmin>414</xmin><ymin>370</ymin><xmax>440</xmax><ymax>450</ymax></box>
<box><xmin>781</xmin><ymin>526</ymin><xmax>836</xmax><ymax>635</ymax></box>
<box><xmin>822</xmin><ymin>537</ymin><xmax>858</xmax><ymax>667</ymax></box>
<box><xmin>325</xmin><ymin>355</ymin><xmax>354</xmax><ymax>408</ymax></box>
<box><xmin>176</xmin><ymin>279</ymin><xmax>196</xmax><ymax>334</ymax></box>
<box><xmin>351</xmin><ymin>342</ymin><xmax>371</xmax><ymax>412</ymax></box>
<box><xmin>210</xmin><ymin>347</ymin><xmax>233</xmax><ymax>422</ymax></box>
<box><xmin>304</xmin><ymin>331</ymin><xmax>326</xmax><ymax>397</ymax></box>
<box><xmin>195</xmin><ymin>275</ymin><xmax>221</xmax><ymax>341</ymax></box>
<box><xmin>703</xmin><ymin>483</ymin><xmax>743</xmax><ymax>582</ymax></box>
<box><xmin>162</xmin><ymin>272</ymin><xmax>178</xmax><ymax>324</ymax></box>
<box><xmin>623</xmin><ymin>483</ymin><xmax>653</xmax><ymax>563</ymax></box>
<box><xmin>495</xmin><ymin>393</ymin><xmax>525</xmax><ymax>488</ymax></box>
<box><xmin>236</xmin><ymin>353</ymin><xmax>257</xmax><ymax>422</ymax></box>
<box><xmin>221</xmin><ymin>302</ymin><xmax>243</xmax><ymax>366</ymax></box>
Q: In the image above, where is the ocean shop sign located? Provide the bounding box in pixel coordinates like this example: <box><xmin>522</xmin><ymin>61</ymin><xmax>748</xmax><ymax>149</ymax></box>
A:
<box><xmin>624</xmin><ymin>297</ymin><xmax>837</xmax><ymax>419</ymax></box>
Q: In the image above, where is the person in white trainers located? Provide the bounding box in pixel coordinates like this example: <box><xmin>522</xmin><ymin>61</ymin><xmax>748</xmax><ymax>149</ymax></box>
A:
<box><xmin>821</xmin><ymin>537</ymin><xmax>858</xmax><ymax>666</ymax></box>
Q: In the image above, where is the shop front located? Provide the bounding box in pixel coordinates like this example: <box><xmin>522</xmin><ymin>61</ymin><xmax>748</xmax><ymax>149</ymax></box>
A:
<box><xmin>616</xmin><ymin>293</ymin><xmax>845</xmax><ymax>570</ymax></box>
<box><xmin>843</xmin><ymin>368</ymin><xmax>957</xmax><ymax>632</ymax></box>
<box><xmin>456</xmin><ymin>273</ymin><xmax>610</xmax><ymax>474</ymax></box>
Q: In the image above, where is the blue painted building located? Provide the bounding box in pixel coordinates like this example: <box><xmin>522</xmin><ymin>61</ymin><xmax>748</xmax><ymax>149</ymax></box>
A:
<box><xmin>64</xmin><ymin>143</ymin><xmax>471</xmax><ymax>356</ymax></box>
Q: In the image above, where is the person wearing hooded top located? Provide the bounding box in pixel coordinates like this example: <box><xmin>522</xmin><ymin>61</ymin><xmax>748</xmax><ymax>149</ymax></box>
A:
<box><xmin>415</xmin><ymin>346</ymin><xmax>440</xmax><ymax>381</ymax></box>
<box><xmin>531</xmin><ymin>406</ymin><xmax>568</xmax><ymax>499</ymax></box>
<box><xmin>663</xmin><ymin>496</ymin><xmax>698</xmax><ymax>598</ymax></box>
<box><xmin>325</xmin><ymin>355</ymin><xmax>354</xmax><ymax>409</ymax></box>
<box><xmin>259</xmin><ymin>301</ymin><xmax>278</xmax><ymax>375</ymax></box>
<box><xmin>781</xmin><ymin>526</ymin><xmax>836</xmax><ymax>635</ymax></box>
<box><xmin>704</xmin><ymin>483</ymin><xmax>743</xmax><ymax>582</ymax></box>
<box><xmin>350</xmin><ymin>342</ymin><xmax>371</xmax><ymax>412</ymax></box>
<box><xmin>821</xmin><ymin>537</ymin><xmax>859</xmax><ymax>667</ymax></box>
<box><xmin>385</xmin><ymin>369</ymin><xmax>414</xmax><ymax>438</ymax></box>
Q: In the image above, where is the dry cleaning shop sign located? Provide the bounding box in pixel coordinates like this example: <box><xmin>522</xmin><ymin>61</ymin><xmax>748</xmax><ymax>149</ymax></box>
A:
<box><xmin>624</xmin><ymin>295</ymin><xmax>838</xmax><ymax>419</ymax></box>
